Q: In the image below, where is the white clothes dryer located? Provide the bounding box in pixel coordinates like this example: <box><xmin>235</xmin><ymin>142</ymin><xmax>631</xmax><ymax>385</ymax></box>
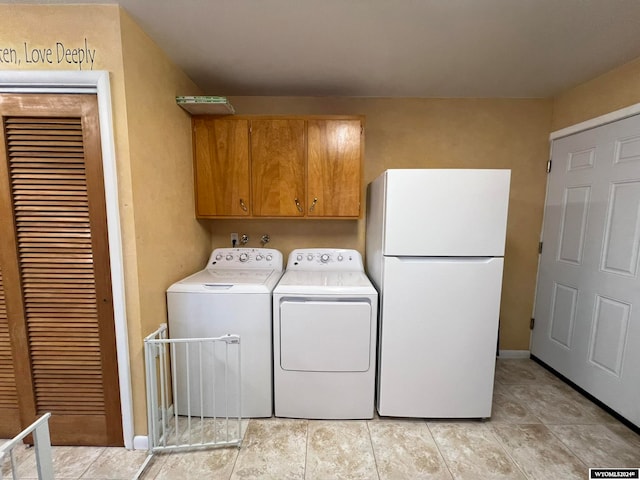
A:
<box><xmin>273</xmin><ymin>248</ymin><xmax>378</xmax><ymax>419</ymax></box>
<box><xmin>167</xmin><ymin>247</ymin><xmax>283</xmax><ymax>418</ymax></box>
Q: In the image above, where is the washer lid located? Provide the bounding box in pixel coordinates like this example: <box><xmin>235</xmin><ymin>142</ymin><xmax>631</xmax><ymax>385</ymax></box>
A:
<box><xmin>274</xmin><ymin>270</ymin><xmax>377</xmax><ymax>295</ymax></box>
<box><xmin>167</xmin><ymin>268</ymin><xmax>282</xmax><ymax>293</ymax></box>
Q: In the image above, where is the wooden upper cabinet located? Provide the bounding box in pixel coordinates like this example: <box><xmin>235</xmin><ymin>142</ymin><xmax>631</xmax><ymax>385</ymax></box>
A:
<box><xmin>250</xmin><ymin>119</ymin><xmax>305</xmax><ymax>217</ymax></box>
<box><xmin>193</xmin><ymin>117</ymin><xmax>251</xmax><ymax>217</ymax></box>
<box><xmin>192</xmin><ymin>115</ymin><xmax>363</xmax><ymax>218</ymax></box>
<box><xmin>307</xmin><ymin>119</ymin><xmax>362</xmax><ymax>217</ymax></box>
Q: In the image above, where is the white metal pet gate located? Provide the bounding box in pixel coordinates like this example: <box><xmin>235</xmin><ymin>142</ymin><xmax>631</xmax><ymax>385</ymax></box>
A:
<box><xmin>0</xmin><ymin>413</ymin><xmax>53</xmax><ymax>480</ymax></box>
<box><xmin>134</xmin><ymin>324</ymin><xmax>242</xmax><ymax>479</ymax></box>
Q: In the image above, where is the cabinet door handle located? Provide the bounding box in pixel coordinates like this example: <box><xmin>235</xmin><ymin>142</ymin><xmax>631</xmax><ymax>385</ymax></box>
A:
<box><xmin>239</xmin><ymin>198</ymin><xmax>248</xmax><ymax>212</ymax></box>
<box><xmin>294</xmin><ymin>198</ymin><xmax>304</xmax><ymax>213</ymax></box>
<box><xmin>309</xmin><ymin>197</ymin><xmax>318</xmax><ymax>212</ymax></box>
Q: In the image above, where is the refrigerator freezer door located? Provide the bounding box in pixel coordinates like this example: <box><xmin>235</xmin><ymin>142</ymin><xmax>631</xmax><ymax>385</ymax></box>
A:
<box><xmin>377</xmin><ymin>256</ymin><xmax>504</xmax><ymax>418</ymax></box>
<box><xmin>382</xmin><ymin>169</ymin><xmax>510</xmax><ymax>257</ymax></box>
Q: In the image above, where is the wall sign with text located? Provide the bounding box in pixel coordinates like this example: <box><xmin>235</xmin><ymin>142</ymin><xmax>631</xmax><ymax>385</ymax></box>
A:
<box><xmin>0</xmin><ymin>38</ymin><xmax>96</xmax><ymax>70</ymax></box>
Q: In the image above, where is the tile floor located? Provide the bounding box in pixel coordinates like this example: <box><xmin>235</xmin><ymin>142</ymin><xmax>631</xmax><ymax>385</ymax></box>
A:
<box><xmin>2</xmin><ymin>358</ymin><xmax>639</xmax><ymax>479</ymax></box>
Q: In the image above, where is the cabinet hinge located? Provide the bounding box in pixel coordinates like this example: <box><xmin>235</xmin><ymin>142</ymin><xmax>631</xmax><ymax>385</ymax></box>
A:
<box><xmin>361</xmin><ymin>125</ymin><xmax>364</xmax><ymax>135</ymax></box>
<box><xmin>530</xmin><ymin>318</ymin><xmax>535</xmax><ymax>330</ymax></box>
<box><xmin>546</xmin><ymin>159</ymin><xmax>552</xmax><ymax>173</ymax></box>
<box><xmin>538</xmin><ymin>241</ymin><xmax>543</xmax><ymax>254</ymax></box>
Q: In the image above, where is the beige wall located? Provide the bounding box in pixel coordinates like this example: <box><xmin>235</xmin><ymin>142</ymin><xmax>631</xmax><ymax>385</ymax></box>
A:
<box><xmin>552</xmin><ymin>56</ymin><xmax>640</xmax><ymax>130</ymax></box>
<box><xmin>118</xmin><ymin>10</ymin><xmax>209</xmax><ymax>435</ymax></box>
<box><xmin>214</xmin><ymin>97</ymin><xmax>553</xmax><ymax>350</ymax></box>
<box><xmin>0</xmin><ymin>5</ymin><xmax>209</xmax><ymax>438</ymax></box>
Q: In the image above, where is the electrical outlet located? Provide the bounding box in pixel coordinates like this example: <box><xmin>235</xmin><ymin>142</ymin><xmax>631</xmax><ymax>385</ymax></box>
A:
<box><xmin>230</xmin><ymin>233</ymin><xmax>239</xmax><ymax>246</ymax></box>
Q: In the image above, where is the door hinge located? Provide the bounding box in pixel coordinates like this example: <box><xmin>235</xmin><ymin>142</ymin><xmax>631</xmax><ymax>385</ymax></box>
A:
<box><xmin>530</xmin><ymin>318</ymin><xmax>535</xmax><ymax>330</ymax></box>
<box><xmin>538</xmin><ymin>241</ymin><xmax>543</xmax><ymax>254</ymax></box>
<box><xmin>546</xmin><ymin>159</ymin><xmax>552</xmax><ymax>173</ymax></box>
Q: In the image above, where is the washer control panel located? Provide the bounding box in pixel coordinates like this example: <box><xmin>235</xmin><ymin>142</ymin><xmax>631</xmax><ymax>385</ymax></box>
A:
<box><xmin>208</xmin><ymin>248</ymin><xmax>283</xmax><ymax>270</ymax></box>
<box><xmin>287</xmin><ymin>248</ymin><xmax>364</xmax><ymax>271</ymax></box>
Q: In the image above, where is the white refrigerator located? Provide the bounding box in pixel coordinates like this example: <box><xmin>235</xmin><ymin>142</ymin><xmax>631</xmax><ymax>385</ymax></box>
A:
<box><xmin>366</xmin><ymin>169</ymin><xmax>511</xmax><ymax>418</ymax></box>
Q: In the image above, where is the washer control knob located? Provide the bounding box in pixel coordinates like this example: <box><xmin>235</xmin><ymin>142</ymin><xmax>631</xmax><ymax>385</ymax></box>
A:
<box><xmin>337</xmin><ymin>255</ymin><xmax>343</xmax><ymax>261</ymax></box>
<box><xmin>215</xmin><ymin>254</ymin><xmax>223</xmax><ymax>260</ymax></box>
<box><xmin>307</xmin><ymin>254</ymin><xmax>314</xmax><ymax>261</ymax></box>
<box><xmin>256</xmin><ymin>254</ymin><xmax>264</xmax><ymax>261</ymax></box>
<box><xmin>296</xmin><ymin>254</ymin><xmax>303</xmax><ymax>261</ymax></box>
<box><xmin>225</xmin><ymin>254</ymin><xmax>233</xmax><ymax>261</ymax></box>
<box><xmin>266</xmin><ymin>254</ymin><xmax>273</xmax><ymax>261</ymax></box>
<box><xmin>320</xmin><ymin>254</ymin><xmax>330</xmax><ymax>263</ymax></box>
<box><xmin>239</xmin><ymin>253</ymin><xmax>249</xmax><ymax>262</ymax></box>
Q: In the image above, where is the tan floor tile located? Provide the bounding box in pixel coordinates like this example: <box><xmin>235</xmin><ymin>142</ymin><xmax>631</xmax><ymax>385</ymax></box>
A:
<box><xmin>494</xmin><ymin>358</ymin><xmax>560</xmax><ymax>385</ymax></box>
<box><xmin>429</xmin><ymin>423</ymin><xmax>525</xmax><ymax>480</ymax></box>
<box><xmin>153</xmin><ymin>447</ymin><xmax>238</xmax><ymax>480</ymax></box>
<box><xmin>491</xmin><ymin>381</ymin><xmax>515</xmax><ymax>397</ymax></box>
<box><xmin>133</xmin><ymin>451</ymin><xmax>170</xmax><ymax>480</ymax></box>
<box><xmin>492</xmin><ymin>423</ymin><xmax>586</xmax><ymax>480</ymax></box>
<box><xmin>1</xmin><ymin>443</ymin><xmax>35</xmax><ymax>479</ymax></box>
<box><xmin>489</xmin><ymin>392</ymin><xmax>541</xmax><ymax>424</ymax></box>
<box><xmin>368</xmin><ymin>420</ymin><xmax>452</xmax><ymax>480</ymax></box>
<box><xmin>165</xmin><ymin>416</ymin><xmax>248</xmax><ymax>446</ymax></box>
<box><xmin>608</xmin><ymin>423</ymin><xmax>640</xmax><ymax>447</ymax></box>
<box><xmin>548</xmin><ymin>424</ymin><xmax>640</xmax><ymax>468</ymax></box>
<box><xmin>230</xmin><ymin>418</ymin><xmax>307</xmax><ymax>480</ymax></box>
<box><xmin>18</xmin><ymin>445</ymin><xmax>104</xmax><ymax>478</ymax></box>
<box><xmin>305</xmin><ymin>421</ymin><xmax>378</xmax><ymax>480</ymax></box>
<box><xmin>508</xmin><ymin>384</ymin><xmax>615</xmax><ymax>425</ymax></box>
<box><xmin>542</xmin><ymin>381</ymin><xmax>619</xmax><ymax>424</ymax></box>
<box><xmin>80</xmin><ymin>447</ymin><xmax>148</xmax><ymax>479</ymax></box>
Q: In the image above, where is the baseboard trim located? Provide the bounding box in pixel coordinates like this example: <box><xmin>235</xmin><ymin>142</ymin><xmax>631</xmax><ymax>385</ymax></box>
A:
<box><xmin>498</xmin><ymin>350</ymin><xmax>530</xmax><ymax>358</ymax></box>
<box><xmin>133</xmin><ymin>435</ymin><xmax>148</xmax><ymax>451</ymax></box>
<box><xmin>133</xmin><ymin>404</ymin><xmax>174</xmax><ymax>451</ymax></box>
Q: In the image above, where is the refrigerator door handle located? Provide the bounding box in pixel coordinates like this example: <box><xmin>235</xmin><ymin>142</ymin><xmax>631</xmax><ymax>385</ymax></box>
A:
<box><xmin>390</xmin><ymin>256</ymin><xmax>501</xmax><ymax>263</ymax></box>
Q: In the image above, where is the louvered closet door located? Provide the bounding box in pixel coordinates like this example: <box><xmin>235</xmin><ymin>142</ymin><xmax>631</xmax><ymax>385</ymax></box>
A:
<box><xmin>0</xmin><ymin>266</ymin><xmax>20</xmax><ymax>436</ymax></box>
<box><xmin>0</xmin><ymin>94</ymin><xmax>123</xmax><ymax>446</ymax></box>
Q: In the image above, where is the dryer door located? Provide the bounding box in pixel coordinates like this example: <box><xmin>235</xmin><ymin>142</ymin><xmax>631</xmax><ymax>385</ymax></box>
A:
<box><xmin>280</xmin><ymin>300</ymin><xmax>372</xmax><ymax>372</ymax></box>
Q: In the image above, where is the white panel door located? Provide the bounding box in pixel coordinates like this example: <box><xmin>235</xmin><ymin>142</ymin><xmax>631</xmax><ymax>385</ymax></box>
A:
<box><xmin>378</xmin><ymin>256</ymin><xmax>503</xmax><ymax>418</ymax></box>
<box><xmin>532</xmin><ymin>114</ymin><xmax>640</xmax><ymax>427</ymax></box>
<box><xmin>383</xmin><ymin>169</ymin><xmax>511</xmax><ymax>257</ymax></box>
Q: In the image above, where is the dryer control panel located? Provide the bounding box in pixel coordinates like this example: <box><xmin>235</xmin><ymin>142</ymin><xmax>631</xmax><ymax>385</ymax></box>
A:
<box><xmin>287</xmin><ymin>249</ymin><xmax>364</xmax><ymax>271</ymax></box>
<box><xmin>208</xmin><ymin>248</ymin><xmax>283</xmax><ymax>270</ymax></box>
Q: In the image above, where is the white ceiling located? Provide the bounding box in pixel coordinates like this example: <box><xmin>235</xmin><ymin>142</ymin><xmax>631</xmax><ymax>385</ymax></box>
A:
<box><xmin>13</xmin><ymin>0</ymin><xmax>640</xmax><ymax>98</ymax></box>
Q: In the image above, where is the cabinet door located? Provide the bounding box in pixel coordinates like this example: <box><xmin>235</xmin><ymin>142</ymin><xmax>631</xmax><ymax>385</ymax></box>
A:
<box><xmin>193</xmin><ymin>118</ymin><xmax>251</xmax><ymax>217</ymax></box>
<box><xmin>251</xmin><ymin>119</ymin><xmax>305</xmax><ymax>217</ymax></box>
<box><xmin>307</xmin><ymin>119</ymin><xmax>362</xmax><ymax>217</ymax></box>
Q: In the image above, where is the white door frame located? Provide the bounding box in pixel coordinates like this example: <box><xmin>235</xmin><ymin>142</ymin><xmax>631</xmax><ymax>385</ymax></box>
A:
<box><xmin>550</xmin><ymin>103</ymin><xmax>640</xmax><ymax>140</ymax></box>
<box><xmin>0</xmin><ymin>70</ymin><xmax>134</xmax><ymax>449</ymax></box>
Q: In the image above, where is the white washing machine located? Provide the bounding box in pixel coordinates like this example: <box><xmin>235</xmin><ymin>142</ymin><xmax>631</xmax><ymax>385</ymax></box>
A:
<box><xmin>167</xmin><ymin>247</ymin><xmax>283</xmax><ymax>418</ymax></box>
<box><xmin>273</xmin><ymin>248</ymin><xmax>378</xmax><ymax>419</ymax></box>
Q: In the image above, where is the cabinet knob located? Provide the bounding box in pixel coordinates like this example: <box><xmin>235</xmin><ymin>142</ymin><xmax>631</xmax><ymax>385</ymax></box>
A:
<box><xmin>309</xmin><ymin>197</ymin><xmax>318</xmax><ymax>212</ymax></box>
<box><xmin>294</xmin><ymin>198</ymin><xmax>303</xmax><ymax>213</ymax></box>
<box><xmin>239</xmin><ymin>199</ymin><xmax>248</xmax><ymax>212</ymax></box>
